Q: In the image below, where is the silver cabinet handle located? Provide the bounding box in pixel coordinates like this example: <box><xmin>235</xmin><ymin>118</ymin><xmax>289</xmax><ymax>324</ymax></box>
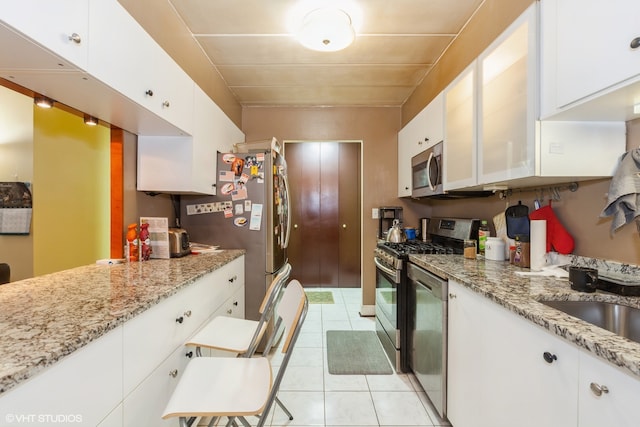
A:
<box><xmin>449</xmin><ymin>293</ymin><xmax>457</xmax><ymax>299</ymax></box>
<box><xmin>184</xmin><ymin>310</ymin><xmax>192</xmax><ymax>317</ymax></box>
<box><xmin>169</xmin><ymin>369</ymin><xmax>178</xmax><ymax>378</ymax></box>
<box><xmin>227</xmin><ymin>309</ymin><xmax>233</xmax><ymax>314</ymax></box>
<box><xmin>162</xmin><ymin>100</ymin><xmax>170</xmax><ymax>108</ymax></box>
<box><xmin>145</xmin><ymin>89</ymin><xmax>154</xmax><ymax>97</ymax></box>
<box><xmin>631</xmin><ymin>37</ymin><xmax>640</xmax><ymax>49</ymax></box>
<box><xmin>68</xmin><ymin>33</ymin><xmax>81</xmax><ymax>44</ymax></box>
<box><xmin>228</xmin><ymin>275</ymin><xmax>238</xmax><ymax>283</ymax></box>
<box><xmin>590</xmin><ymin>382</ymin><xmax>609</xmax><ymax>397</ymax></box>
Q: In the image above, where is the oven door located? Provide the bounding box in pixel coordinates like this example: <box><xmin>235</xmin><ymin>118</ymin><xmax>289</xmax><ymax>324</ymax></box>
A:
<box><xmin>374</xmin><ymin>256</ymin><xmax>407</xmax><ymax>372</ymax></box>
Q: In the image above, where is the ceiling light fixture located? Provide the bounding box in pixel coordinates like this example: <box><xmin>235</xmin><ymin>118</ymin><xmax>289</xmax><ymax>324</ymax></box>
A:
<box><xmin>84</xmin><ymin>114</ymin><xmax>98</xmax><ymax>126</ymax></box>
<box><xmin>296</xmin><ymin>7</ymin><xmax>355</xmax><ymax>52</ymax></box>
<box><xmin>34</xmin><ymin>96</ymin><xmax>54</xmax><ymax>109</ymax></box>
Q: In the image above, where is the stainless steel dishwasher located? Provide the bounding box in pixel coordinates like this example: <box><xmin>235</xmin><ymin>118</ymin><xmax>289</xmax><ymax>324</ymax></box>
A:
<box><xmin>407</xmin><ymin>262</ymin><xmax>448</xmax><ymax>421</ymax></box>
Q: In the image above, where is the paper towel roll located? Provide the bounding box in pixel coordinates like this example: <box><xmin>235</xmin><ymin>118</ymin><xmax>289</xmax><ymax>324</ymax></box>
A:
<box><xmin>530</xmin><ymin>220</ymin><xmax>547</xmax><ymax>271</ymax></box>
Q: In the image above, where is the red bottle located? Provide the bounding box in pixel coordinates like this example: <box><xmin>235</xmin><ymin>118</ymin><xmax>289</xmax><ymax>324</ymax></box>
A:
<box><xmin>140</xmin><ymin>223</ymin><xmax>152</xmax><ymax>261</ymax></box>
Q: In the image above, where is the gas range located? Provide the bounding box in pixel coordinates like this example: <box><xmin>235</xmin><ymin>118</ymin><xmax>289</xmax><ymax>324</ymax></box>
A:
<box><xmin>375</xmin><ymin>217</ymin><xmax>481</xmax><ymax>265</ymax></box>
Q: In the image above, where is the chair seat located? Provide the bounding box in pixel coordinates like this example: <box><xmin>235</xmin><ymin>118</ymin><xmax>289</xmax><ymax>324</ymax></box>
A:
<box><xmin>162</xmin><ymin>357</ymin><xmax>272</xmax><ymax>419</ymax></box>
<box><xmin>185</xmin><ymin>316</ymin><xmax>263</xmax><ymax>353</ymax></box>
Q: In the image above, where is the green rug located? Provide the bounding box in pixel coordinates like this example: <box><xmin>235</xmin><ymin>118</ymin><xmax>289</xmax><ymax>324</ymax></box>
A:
<box><xmin>305</xmin><ymin>291</ymin><xmax>334</xmax><ymax>304</ymax></box>
<box><xmin>326</xmin><ymin>330</ymin><xmax>393</xmax><ymax>375</ymax></box>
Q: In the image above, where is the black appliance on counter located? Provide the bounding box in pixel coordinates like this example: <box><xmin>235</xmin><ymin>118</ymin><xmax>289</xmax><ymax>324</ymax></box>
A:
<box><xmin>377</xmin><ymin>206</ymin><xmax>403</xmax><ymax>239</ymax></box>
<box><xmin>373</xmin><ymin>217</ymin><xmax>480</xmax><ymax>375</ymax></box>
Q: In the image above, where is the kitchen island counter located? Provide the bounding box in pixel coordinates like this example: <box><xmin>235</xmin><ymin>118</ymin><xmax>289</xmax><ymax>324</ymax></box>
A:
<box><xmin>409</xmin><ymin>254</ymin><xmax>640</xmax><ymax>380</ymax></box>
<box><xmin>0</xmin><ymin>250</ymin><xmax>244</xmax><ymax>395</ymax></box>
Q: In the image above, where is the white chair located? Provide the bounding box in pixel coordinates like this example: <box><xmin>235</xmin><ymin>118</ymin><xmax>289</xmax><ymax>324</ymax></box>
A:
<box><xmin>162</xmin><ymin>279</ymin><xmax>309</xmax><ymax>427</ymax></box>
<box><xmin>186</xmin><ymin>263</ymin><xmax>292</xmax><ymax>358</ymax></box>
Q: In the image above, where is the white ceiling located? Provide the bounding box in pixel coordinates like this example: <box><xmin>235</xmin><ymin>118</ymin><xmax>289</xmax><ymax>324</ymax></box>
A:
<box><xmin>164</xmin><ymin>0</ymin><xmax>485</xmax><ymax>107</ymax></box>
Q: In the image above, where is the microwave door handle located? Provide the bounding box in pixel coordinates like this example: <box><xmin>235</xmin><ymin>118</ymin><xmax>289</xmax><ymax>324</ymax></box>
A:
<box><xmin>426</xmin><ymin>152</ymin><xmax>436</xmax><ymax>191</ymax></box>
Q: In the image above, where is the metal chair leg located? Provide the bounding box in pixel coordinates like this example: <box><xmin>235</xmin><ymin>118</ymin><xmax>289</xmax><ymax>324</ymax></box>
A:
<box><xmin>275</xmin><ymin>396</ymin><xmax>293</xmax><ymax>420</ymax></box>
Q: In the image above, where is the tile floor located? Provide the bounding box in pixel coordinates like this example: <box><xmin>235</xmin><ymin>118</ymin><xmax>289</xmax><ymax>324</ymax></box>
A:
<box><xmin>261</xmin><ymin>288</ymin><xmax>451</xmax><ymax>427</ymax></box>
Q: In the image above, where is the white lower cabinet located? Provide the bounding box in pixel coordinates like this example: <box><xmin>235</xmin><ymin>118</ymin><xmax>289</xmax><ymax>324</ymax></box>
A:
<box><xmin>448</xmin><ymin>279</ymin><xmax>640</xmax><ymax>427</ymax></box>
<box><xmin>0</xmin><ymin>256</ymin><xmax>245</xmax><ymax>427</ymax></box>
<box><xmin>0</xmin><ymin>326</ymin><xmax>123</xmax><ymax>427</ymax></box>
<box><xmin>578</xmin><ymin>351</ymin><xmax>640</xmax><ymax>427</ymax></box>
<box><xmin>123</xmin><ymin>345</ymin><xmax>192</xmax><ymax>427</ymax></box>
<box><xmin>448</xmin><ymin>280</ymin><xmax>578</xmax><ymax>427</ymax></box>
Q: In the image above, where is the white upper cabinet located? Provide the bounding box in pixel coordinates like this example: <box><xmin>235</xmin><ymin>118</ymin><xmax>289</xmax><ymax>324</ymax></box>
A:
<box><xmin>478</xmin><ymin>7</ymin><xmax>536</xmax><ymax>185</ymax></box>
<box><xmin>137</xmin><ymin>85</ymin><xmax>245</xmax><ymax>195</ymax></box>
<box><xmin>88</xmin><ymin>0</ymin><xmax>194</xmax><ymax>135</ymax></box>
<box><xmin>0</xmin><ymin>0</ymin><xmax>89</xmax><ymax>70</ymax></box>
<box><xmin>540</xmin><ymin>0</ymin><xmax>640</xmax><ymax>120</ymax></box>
<box><xmin>441</xmin><ymin>3</ymin><xmax>625</xmax><ymax>192</ymax></box>
<box><xmin>397</xmin><ymin>93</ymin><xmax>443</xmax><ymax>197</ymax></box>
<box><xmin>443</xmin><ymin>62</ymin><xmax>477</xmax><ymax>191</ymax></box>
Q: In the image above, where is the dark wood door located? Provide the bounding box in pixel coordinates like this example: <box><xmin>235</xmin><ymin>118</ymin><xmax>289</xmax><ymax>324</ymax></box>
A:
<box><xmin>286</xmin><ymin>142</ymin><xmax>361</xmax><ymax>288</ymax></box>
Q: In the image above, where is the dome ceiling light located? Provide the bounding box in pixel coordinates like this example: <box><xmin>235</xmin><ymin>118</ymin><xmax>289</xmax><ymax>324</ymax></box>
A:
<box><xmin>296</xmin><ymin>7</ymin><xmax>356</xmax><ymax>52</ymax></box>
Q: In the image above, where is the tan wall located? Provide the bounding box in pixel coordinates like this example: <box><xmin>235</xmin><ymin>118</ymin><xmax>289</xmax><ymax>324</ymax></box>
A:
<box><xmin>242</xmin><ymin>106</ymin><xmax>404</xmax><ymax>306</ymax></box>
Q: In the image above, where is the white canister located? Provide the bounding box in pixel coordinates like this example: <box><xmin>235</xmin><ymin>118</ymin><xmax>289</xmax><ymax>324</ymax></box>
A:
<box><xmin>485</xmin><ymin>237</ymin><xmax>506</xmax><ymax>261</ymax></box>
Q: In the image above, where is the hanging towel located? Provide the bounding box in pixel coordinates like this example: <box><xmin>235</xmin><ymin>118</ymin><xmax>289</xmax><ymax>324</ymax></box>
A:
<box><xmin>601</xmin><ymin>148</ymin><xmax>640</xmax><ymax>234</ymax></box>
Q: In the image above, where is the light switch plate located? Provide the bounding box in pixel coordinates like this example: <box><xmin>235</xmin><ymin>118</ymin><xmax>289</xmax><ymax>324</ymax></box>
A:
<box><xmin>372</xmin><ymin>208</ymin><xmax>379</xmax><ymax>219</ymax></box>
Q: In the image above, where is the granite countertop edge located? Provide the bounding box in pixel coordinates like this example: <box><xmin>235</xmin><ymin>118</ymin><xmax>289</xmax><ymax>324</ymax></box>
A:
<box><xmin>409</xmin><ymin>254</ymin><xmax>640</xmax><ymax>380</ymax></box>
<box><xmin>0</xmin><ymin>250</ymin><xmax>245</xmax><ymax>396</ymax></box>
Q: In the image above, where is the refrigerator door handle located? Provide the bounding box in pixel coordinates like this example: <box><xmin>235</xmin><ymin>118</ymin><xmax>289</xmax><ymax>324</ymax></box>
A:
<box><xmin>283</xmin><ymin>173</ymin><xmax>292</xmax><ymax>249</ymax></box>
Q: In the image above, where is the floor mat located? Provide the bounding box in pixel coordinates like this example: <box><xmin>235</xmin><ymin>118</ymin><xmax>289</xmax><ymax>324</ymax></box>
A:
<box><xmin>305</xmin><ymin>291</ymin><xmax>335</xmax><ymax>304</ymax></box>
<box><xmin>326</xmin><ymin>330</ymin><xmax>393</xmax><ymax>375</ymax></box>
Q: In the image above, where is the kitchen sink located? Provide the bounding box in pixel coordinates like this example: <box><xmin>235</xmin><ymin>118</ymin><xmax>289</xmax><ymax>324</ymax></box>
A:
<box><xmin>540</xmin><ymin>300</ymin><xmax>640</xmax><ymax>344</ymax></box>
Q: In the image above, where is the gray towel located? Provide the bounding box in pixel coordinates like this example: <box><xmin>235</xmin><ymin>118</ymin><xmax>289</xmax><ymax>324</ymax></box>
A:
<box><xmin>601</xmin><ymin>148</ymin><xmax>640</xmax><ymax>234</ymax></box>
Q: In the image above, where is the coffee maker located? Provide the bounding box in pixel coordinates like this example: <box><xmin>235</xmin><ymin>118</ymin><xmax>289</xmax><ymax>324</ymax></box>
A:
<box><xmin>378</xmin><ymin>206</ymin><xmax>403</xmax><ymax>239</ymax></box>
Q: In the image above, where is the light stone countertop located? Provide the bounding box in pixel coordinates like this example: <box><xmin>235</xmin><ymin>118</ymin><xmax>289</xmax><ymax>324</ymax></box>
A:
<box><xmin>409</xmin><ymin>254</ymin><xmax>640</xmax><ymax>380</ymax></box>
<box><xmin>0</xmin><ymin>250</ymin><xmax>245</xmax><ymax>395</ymax></box>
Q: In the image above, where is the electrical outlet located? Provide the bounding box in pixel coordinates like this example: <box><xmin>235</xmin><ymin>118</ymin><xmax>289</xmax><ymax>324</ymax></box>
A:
<box><xmin>372</xmin><ymin>208</ymin><xmax>379</xmax><ymax>219</ymax></box>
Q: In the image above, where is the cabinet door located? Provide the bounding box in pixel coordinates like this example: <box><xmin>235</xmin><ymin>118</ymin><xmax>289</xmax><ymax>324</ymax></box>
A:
<box><xmin>443</xmin><ymin>63</ymin><xmax>477</xmax><ymax>190</ymax></box>
<box><xmin>552</xmin><ymin>0</ymin><xmax>640</xmax><ymax>109</ymax></box>
<box><xmin>0</xmin><ymin>326</ymin><xmax>123</xmax><ymax>427</ymax></box>
<box><xmin>397</xmin><ymin>93</ymin><xmax>443</xmax><ymax>197</ymax></box>
<box><xmin>448</xmin><ymin>280</ymin><xmax>579</xmax><ymax>427</ymax></box>
<box><xmin>88</xmin><ymin>0</ymin><xmax>194</xmax><ymax>135</ymax></box>
<box><xmin>478</xmin><ymin>5</ymin><xmax>536</xmax><ymax>184</ymax></box>
<box><xmin>578</xmin><ymin>351</ymin><xmax>640</xmax><ymax>427</ymax></box>
<box><xmin>123</xmin><ymin>344</ymin><xmax>191</xmax><ymax>427</ymax></box>
<box><xmin>0</xmin><ymin>0</ymin><xmax>89</xmax><ymax>69</ymax></box>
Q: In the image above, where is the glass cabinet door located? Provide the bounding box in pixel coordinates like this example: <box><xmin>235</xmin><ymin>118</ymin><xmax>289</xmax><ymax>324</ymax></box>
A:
<box><xmin>443</xmin><ymin>62</ymin><xmax>477</xmax><ymax>190</ymax></box>
<box><xmin>478</xmin><ymin>5</ymin><xmax>537</xmax><ymax>185</ymax></box>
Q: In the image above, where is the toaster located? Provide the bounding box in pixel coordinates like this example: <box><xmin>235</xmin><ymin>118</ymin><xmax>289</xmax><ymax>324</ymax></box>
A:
<box><xmin>168</xmin><ymin>228</ymin><xmax>191</xmax><ymax>258</ymax></box>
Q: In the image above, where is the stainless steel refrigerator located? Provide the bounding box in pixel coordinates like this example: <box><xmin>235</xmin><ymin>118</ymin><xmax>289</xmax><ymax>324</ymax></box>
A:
<box><xmin>180</xmin><ymin>145</ymin><xmax>290</xmax><ymax>321</ymax></box>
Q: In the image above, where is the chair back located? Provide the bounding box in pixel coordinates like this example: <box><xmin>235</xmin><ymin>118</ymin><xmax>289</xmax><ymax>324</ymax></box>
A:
<box><xmin>244</xmin><ymin>263</ymin><xmax>291</xmax><ymax>357</ymax></box>
<box><xmin>0</xmin><ymin>263</ymin><xmax>9</xmax><ymax>285</ymax></box>
<box><xmin>257</xmin><ymin>279</ymin><xmax>307</xmax><ymax>425</ymax></box>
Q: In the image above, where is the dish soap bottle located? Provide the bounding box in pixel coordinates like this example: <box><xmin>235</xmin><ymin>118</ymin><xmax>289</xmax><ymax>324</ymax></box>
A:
<box><xmin>478</xmin><ymin>220</ymin><xmax>490</xmax><ymax>255</ymax></box>
<box><xmin>126</xmin><ymin>223</ymin><xmax>139</xmax><ymax>262</ymax></box>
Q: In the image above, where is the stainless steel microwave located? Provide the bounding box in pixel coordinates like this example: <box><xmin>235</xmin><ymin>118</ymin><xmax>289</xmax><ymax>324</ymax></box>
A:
<box><xmin>411</xmin><ymin>141</ymin><xmax>443</xmax><ymax>198</ymax></box>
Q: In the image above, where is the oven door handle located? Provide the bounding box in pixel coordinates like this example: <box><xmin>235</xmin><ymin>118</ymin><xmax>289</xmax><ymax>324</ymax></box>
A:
<box><xmin>374</xmin><ymin>257</ymin><xmax>396</xmax><ymax>277</ymax></box>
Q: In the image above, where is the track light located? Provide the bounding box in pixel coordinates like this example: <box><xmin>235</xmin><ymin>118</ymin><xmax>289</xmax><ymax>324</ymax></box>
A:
<box><xmin>83</xmin><ymin>114</ymin><xmax>98</xmax><ymax>126</ymax></box>
<box><xmin>34</xmin><ymin>96</ymin><xmax>54</xmax><ymax>109</ymax></box>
